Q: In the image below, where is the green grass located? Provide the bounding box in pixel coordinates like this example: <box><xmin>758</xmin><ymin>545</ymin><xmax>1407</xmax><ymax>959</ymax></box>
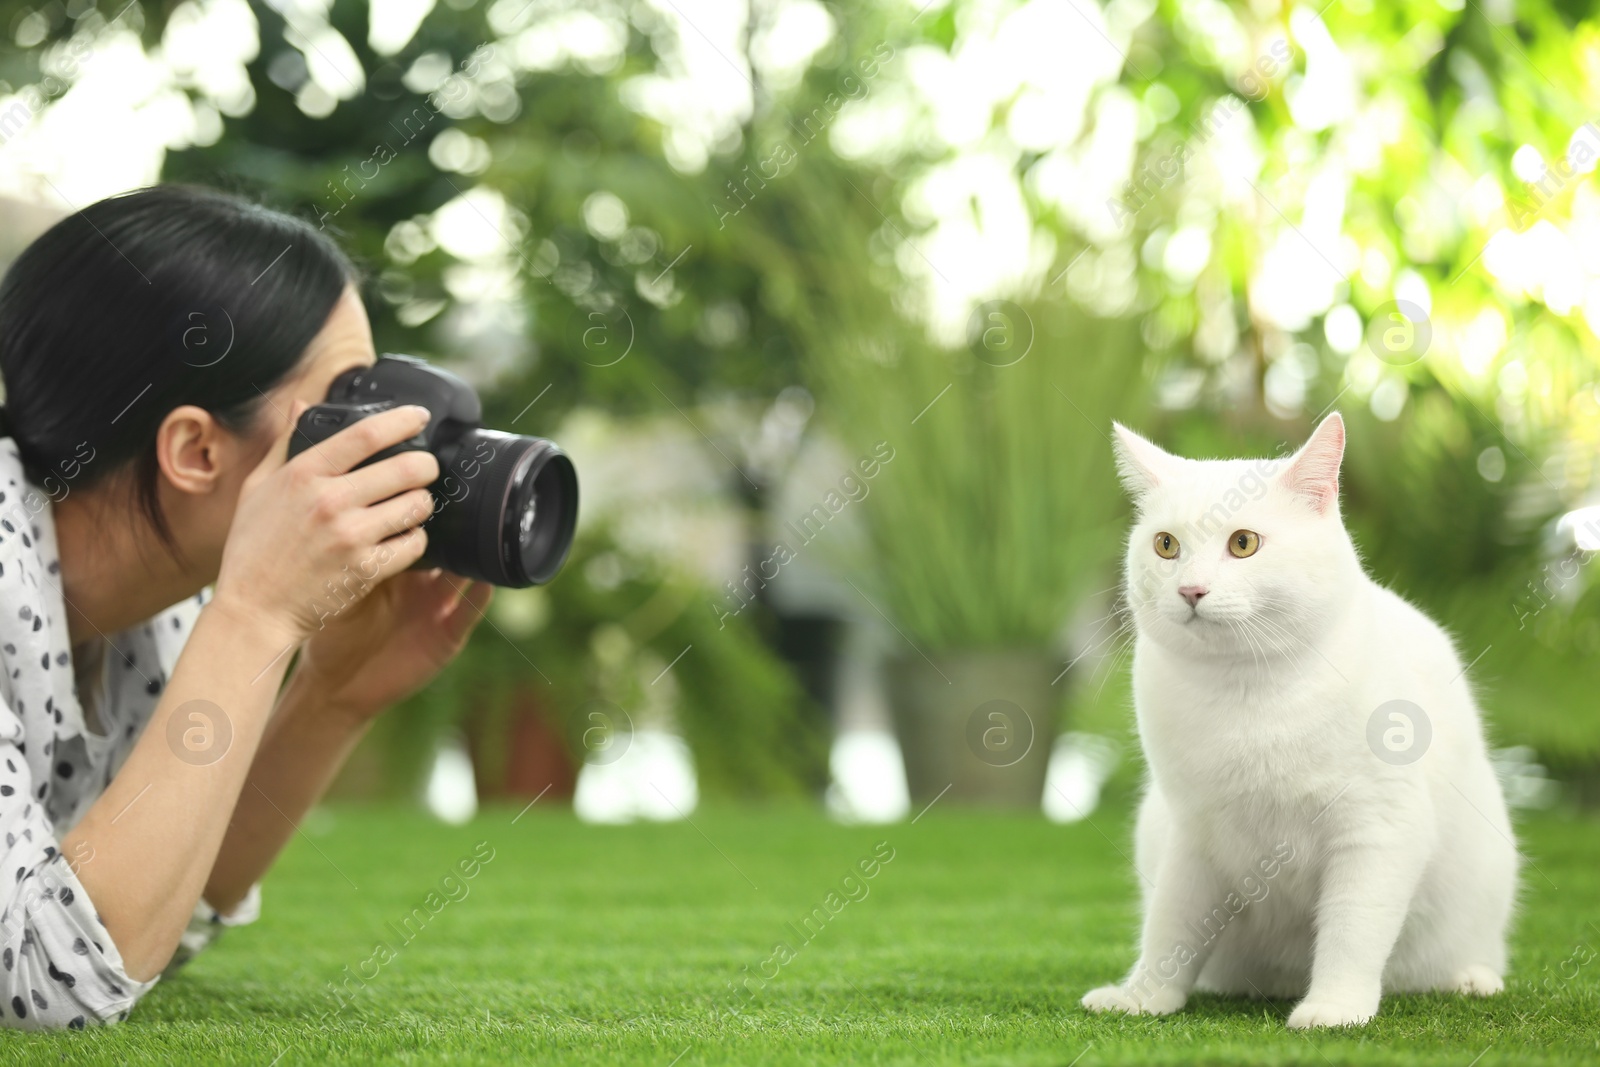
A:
<box><xmin>4</xmin><ymin>796</ymin><xmax>1597</xmax><ymax>1065</ymax></box>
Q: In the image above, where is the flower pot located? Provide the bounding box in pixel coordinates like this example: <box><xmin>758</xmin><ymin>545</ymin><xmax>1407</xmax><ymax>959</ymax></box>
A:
<box><xmin>886</xmin><ymin>649</ymin><xmax>1060</xmax><ymax>808</ymax></box>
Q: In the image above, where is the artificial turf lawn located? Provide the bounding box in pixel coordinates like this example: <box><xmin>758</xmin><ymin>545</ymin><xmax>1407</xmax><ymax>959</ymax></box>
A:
<box><xmin>2</xmin><ymin>795</ymin><xmax>1597</xmax><ymax>1066</ymax></box>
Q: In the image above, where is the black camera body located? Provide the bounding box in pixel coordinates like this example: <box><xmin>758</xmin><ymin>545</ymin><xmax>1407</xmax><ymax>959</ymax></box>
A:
<box><xmin>287</xmin><ymin>355</ymin><xmax>578</xmax><ymax>587</ymax></box>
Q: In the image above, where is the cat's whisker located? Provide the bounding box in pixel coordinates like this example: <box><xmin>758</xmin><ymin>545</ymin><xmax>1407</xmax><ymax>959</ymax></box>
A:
<box><xmin>1223</xmin><ymin>618</ymin><xmax>1256</xmax><ymax>673</ymax></box>
<box><xmin>1225</xmin><ymin>611</ymin><xmax>1313</xmax><ymax>686</ymax></box>
<box><xmin>1237</xmin><ymin>614</ymin><xmax>1317</xmax><ymax>687</ymax></box>
<box><xmin>1092</xmin><ymin>624</ymin><xmax>1138</xmax><ymax>702</ymax></box>
<box><xmin>1237</xmin><ymin>593</ymin><xmax>1349</xmax><ymax>685</ymax></box>
<box><xmin>1063</xmin><ymin>609</ymin><xmax>1136</xmax><ymax>675</ymax></box>
<box><xmin>1228</xmin><ymin>616</ymin><xmax>1272</xmax><ymax>677</ymax></box>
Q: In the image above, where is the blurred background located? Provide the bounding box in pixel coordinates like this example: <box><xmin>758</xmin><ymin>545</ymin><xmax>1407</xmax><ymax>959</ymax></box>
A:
<box><xmin>0</xmin><ymin>0</ymin><xmax>1595</xmax><ymax>823</ymax></box>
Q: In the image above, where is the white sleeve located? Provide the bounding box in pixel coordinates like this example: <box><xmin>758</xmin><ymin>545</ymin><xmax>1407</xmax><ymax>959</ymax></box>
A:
<box><xmin>165</xmin><ymin>884</ymin><xmax>262</xmax><ymax>975</ymax></box>
<box><xmin>0</xmin><ymin>702</ymin><xmax>155</xmax><ymax>1030</ymax></box>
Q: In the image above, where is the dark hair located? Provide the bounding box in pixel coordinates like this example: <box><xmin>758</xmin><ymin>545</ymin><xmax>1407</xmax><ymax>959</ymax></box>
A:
<box><xmin>0</xmin><ymin>184</ymin><xmax>356</xmax><ymax>544</ymax></box>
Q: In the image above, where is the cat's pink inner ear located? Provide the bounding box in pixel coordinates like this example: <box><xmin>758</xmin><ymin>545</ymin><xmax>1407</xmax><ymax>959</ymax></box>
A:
<box><xmin>1112</xmin><ymin>422</ymin><xmax>1175</xmax><ymax>498</ymax></box>
<box><xmin>1282</xmin><ymin>413</ymin><xmax>1346</xmax><ymax>513</ymax></box>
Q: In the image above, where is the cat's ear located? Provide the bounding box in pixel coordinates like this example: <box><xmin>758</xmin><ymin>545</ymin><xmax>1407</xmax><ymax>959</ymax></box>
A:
<box><xmin>1280</xmin><ymin>412</ymin><xmax>1345</xmax><ymax>514</ymax></box>
<box><xmin>1112</xmin><ymin>422</ymin><xmax>1178</xmax><ymax>500</ymax></box>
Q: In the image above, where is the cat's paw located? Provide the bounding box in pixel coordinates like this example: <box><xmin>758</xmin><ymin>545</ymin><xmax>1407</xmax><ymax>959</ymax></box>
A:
<box><xmin>1081</xmin><ymin>983</ymin><xmax>1186</xmax><ymax>1017</ymax></box>
<box><xmin>1286</xmin><ymin>998</ymin><xmax>1377</xmax><ymax>1030</ymax></box>
<box><xmin>1449</xmin><ymin>965</ymin><xmax>1504</xmax><ymax>996</ymax></box>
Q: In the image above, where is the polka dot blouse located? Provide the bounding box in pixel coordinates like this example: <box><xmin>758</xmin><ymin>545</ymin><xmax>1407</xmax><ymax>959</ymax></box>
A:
<box><xmin>0</xmin><ymin>444</ymin><xmax>258</xmax><ymax>1030</ymax></box>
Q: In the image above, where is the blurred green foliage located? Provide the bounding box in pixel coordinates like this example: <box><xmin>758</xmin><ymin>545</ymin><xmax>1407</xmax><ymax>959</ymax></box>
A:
<box><xmin>370</xmin><ymin>528</ymin><xmax>826</xmax><ymax>798</ymax></box>
<box><xmin>7</xmin><ymin>0</ymin><xmax>1600</xmax><ymax>782</ymax></box>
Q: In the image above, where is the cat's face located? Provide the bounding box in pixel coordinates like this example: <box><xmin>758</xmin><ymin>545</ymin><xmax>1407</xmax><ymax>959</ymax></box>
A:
<box><xmin>1113</xmin><ymin>415</ymin><xmax>1353</xmax><ymax>660</ymax></box>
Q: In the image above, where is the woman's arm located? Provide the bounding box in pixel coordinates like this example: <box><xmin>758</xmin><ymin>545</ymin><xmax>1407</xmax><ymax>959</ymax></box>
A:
<box><xmin>57</xmin><ymin>600</ymin><xmax>301</xmax><ymax>981</ymax></box>
<box><xmin>202</xmin><ymin>667</ymin><xmax>370</xmax><ymax>916</ymax></box>
<box><xmin>57</xmin><ymin>403</ymin><xmax>439</xmax><ymax>983</ymax></box>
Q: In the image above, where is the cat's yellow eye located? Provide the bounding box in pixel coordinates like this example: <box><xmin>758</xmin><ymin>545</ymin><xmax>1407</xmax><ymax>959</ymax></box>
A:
<box><xmin>1229</xmin><ymin>530</ymin><xmax>1261</xmax><ymax>558</ymax></box>
<box><xmin>1153</xmin><ymin>531</ymin><xmax>1180</xmax><ymax>559</ymax></box>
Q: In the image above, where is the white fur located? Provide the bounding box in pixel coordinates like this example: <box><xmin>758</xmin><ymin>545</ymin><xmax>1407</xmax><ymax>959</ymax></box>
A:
<box><xmin>1081</xmin><ymin>414</ymin><xmax>1517</xmax><ymax>1029</ymax></box>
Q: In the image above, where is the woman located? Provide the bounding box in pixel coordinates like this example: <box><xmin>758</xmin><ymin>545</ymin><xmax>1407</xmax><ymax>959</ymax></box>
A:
<box><xmin>0</xmin><ymin>185</ymin><xmax>491</xmax><ymax>1030</ymax></box>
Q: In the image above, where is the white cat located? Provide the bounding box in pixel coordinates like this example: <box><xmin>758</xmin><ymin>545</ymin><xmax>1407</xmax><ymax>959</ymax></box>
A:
<box><xmin>1081</xmin><ymin>413</ymin><xmax>1517</xmax><ymax>1029</ymax></box>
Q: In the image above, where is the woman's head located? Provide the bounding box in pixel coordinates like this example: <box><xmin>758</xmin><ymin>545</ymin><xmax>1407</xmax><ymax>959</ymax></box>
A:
<box><xmin>0</xmin><ymin>184</ymin><xmax>375</xmax><ymax>563</ymax></box>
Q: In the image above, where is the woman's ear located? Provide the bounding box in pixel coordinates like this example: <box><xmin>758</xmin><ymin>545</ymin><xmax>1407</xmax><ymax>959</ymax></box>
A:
<box><xmin>153</xmin><ymin>404</ymin><xmax>231</xmax><ymax>496</ymax></box>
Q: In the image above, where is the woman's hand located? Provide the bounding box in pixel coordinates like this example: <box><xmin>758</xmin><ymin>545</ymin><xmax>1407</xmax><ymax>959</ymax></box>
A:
<box><xmin>211</xmin><ymin>402</ymin><xmax>441</xmax><ymax>648</ymax></box>
<box><xmin>296</xmin><ymin>568</ymin><xmax>493</xmax><ymax>718</ymax></box>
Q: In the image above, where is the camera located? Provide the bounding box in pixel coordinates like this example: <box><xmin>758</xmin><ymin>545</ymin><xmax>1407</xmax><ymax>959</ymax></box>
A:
<box><xmin>287</xmin><ymin>355</ymin><xmax>578</xmax><ymax>587</ymax></box>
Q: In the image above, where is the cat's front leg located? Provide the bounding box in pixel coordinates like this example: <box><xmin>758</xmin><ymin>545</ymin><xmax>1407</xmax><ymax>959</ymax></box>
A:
<box><xmin>1082</xmin><ymin>839</ymin><xmax>1224</xmax><ymax>1018</ymax></box>
<box><xmin>1287</xmin><ymin>842</ymin><xmax>1424</xmax><ymax>1030</ymax></box>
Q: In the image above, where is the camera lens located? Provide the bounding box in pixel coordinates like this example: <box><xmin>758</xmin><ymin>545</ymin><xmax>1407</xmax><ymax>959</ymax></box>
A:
<box><xmin>505</xmin><ymin>439</ymin><xmax>578</xmax><ymax>584</ymax></box>
<box><xmin>425</xmin><ymin>429</ymin><xmax>578</xmax><ymax>587</ymax></box>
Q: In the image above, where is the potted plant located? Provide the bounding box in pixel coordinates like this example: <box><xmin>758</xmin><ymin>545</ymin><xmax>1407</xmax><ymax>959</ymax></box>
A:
<box><xmin>812</xmin><ymin>302</ymin><xmax>1145</xmax><ymax>806</ymax></box>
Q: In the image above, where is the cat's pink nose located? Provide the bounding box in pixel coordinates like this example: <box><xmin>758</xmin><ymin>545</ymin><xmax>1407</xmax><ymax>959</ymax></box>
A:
<box><xmin>1179</xmin><ymin>585</ymin><xmax>1207</xmax><ymax>607</ymax></box>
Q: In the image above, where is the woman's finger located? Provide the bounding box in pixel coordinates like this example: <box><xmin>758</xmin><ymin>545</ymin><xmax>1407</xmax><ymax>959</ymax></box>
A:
<box><xmin>419</xmin><ymin>570</ymin><xmax>468</xmax><ymax>621</ymax></box>
<box><xmin>441</xmin><ymin>579</ymin><xmax>493</xmax><ymax>640</ymax></box>
<box><xmin>360</xmin><ymin>487</ymin><xmax>436</xmax><ymax>543</ymax></box>
<box><xmin>297</xmin><ymin>405</ymin><xmax>431</xmax><ymax>476</ymax></box>
<box><xmin>460</xmin><ymin>579</ymin><xmax>493</xmax><ymax>614</ymax></box>
<box><xmin>369</xmin><ymin>525</ymin><xmax>430</xmax><ymax>584</ymax></box>
<box><xmin>343</xmin><ymin>449</ymin><xmax>440</xmax><ymax>506</ymax></box>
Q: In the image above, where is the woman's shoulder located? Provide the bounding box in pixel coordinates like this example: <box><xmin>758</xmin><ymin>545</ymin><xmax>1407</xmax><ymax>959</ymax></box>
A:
<box><xmin>0</xmin><ymin>467</ymin><xmax>62</xmax><ymax>615</ymax></box>
<box><xmin>0</xmin><ymin>443</ymin><xmax>75</xmax><ymax>681</ymax></box>
<box><xmin>0</xmin><ymin>443</ymin><xmax>54</xmax><ymax>557</ymax></box>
